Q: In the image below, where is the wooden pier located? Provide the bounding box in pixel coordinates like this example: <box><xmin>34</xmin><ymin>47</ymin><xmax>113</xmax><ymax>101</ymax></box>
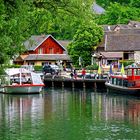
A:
<box><xmin>43</xmin><ymin>75</ymin><xmax>106</xmax><ymax>89</ymax></box>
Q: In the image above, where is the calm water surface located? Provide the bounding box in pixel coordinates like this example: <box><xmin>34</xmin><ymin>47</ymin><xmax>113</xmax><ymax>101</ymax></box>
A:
<box><xmin>0</xmin><ymin>88</ymin><xmax>140</xmax><ymax>140</ymax></box>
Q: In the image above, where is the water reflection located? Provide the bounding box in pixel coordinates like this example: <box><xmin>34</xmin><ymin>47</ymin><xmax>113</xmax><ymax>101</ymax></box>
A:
<box><xmin>0</xmin><ymin>88</ymin><xmax>140</xmax><ymax>139</ymax></box>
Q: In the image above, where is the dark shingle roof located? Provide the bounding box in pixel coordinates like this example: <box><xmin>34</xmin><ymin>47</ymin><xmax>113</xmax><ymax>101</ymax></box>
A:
<box><xmin>57</xmin><ymin>40</ymin><xmax>71</xmax><ymax>49</ymax></box>
<box><xmin>24</xmin><ymin>35</ymin><xmax>66</xmax><ymax>51</ymax></box>
<box><xmin>105</xmin><ymin>34</ymin><xmax>140</xmax><ymax>51</ymax></box>
<box><xmin>24</xmin><ymin>54</ymin><xmax>71</xmax><ymax>61</ymax></box>
<box><xmin>100</xmin><ymin>52</ymin><xmax>123</xmax><ymax>58</ymax></box>
<box><xmin>101</xmin><ymin>21</ymin><xmax>140</xmax><ymax>52</ymax></box>
<box><xmin>103</xmin><ymin>22</ymin><xmax>140</xmax><ymax>32</ymax></box>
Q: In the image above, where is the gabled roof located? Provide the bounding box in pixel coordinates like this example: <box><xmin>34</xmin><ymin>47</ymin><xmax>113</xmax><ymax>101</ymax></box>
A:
<box><xmin>24</xmin><ymin>35</ymin><xmax>66</xmax><ymax>51</ymax></box>
<box><xmin>24</xmin><ymin>54</ymin><xmax>70</xmax><ymax>61</ymax></box>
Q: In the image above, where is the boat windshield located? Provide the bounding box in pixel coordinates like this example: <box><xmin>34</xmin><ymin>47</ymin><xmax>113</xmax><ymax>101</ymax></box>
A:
<box><xmin>134</xmin><ymin>69</ymin><xmax>140</xmax><ymax>76</ymax></box>
<box><xmin>127</xmin><ymin>69</ymin><xmax>132</xmax><ymax>76</ymax></box>
<box><xmin>126</xmin><ymin>68</ymin><xmax>140</xmax><ymax>76</ymax></box>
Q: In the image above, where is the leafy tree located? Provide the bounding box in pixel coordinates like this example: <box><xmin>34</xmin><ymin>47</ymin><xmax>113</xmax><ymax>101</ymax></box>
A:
<box><xmin>68</xmin><ymin>22</ymin><xmax>103</xmax><ymax>66</ymax></box>
<box><xmin>0</xmin><ymin>0</ymin><xmax>34</xmax><ymax>73</ymax></box>
<box><xmin>32</xmin><ymin>0</ymin><xmax>95</xmax><ymax>39</ymax></box>
<box><xmin>96</xmin><ymin>3</ymin><xmax>140</xmax><ymax>25</ymax></box>
<box><xmin>96</xmin><ymin>0</ymin><xmax>137</xmax><ymax>8</ymax></box>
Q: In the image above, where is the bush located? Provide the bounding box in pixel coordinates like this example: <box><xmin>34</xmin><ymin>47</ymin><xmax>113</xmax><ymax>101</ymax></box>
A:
<box><xmin>86</xmin><ymin>64</ymin><xmax>98</xmax><ymax>70</ymax></box>
<box><xmin>123</xmin><ymin>61</ymin><xmax>134</xmax><ymax>67</ymax></box>
<box><xmin>34</xmin><ymin>66</ymin><xmax>42</xmax><ymax>71</ymax></box>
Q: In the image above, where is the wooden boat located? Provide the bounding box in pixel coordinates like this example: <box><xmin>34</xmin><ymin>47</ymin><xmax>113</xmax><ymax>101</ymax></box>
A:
<box><xmin>4</xmin><ymin>68</ymin><xmax>44</xmax><ymax>94</ymax></box>
<box><xmin>105</xmin><ymin>67</ymin><xmax>140</xmax><ymax>95</ymax></box>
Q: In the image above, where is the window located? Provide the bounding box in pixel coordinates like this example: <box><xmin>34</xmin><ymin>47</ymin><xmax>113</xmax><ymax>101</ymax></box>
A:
<box><xmin>124</xmin><ymin>53</ymin><xmax>128</xmax><ymax>59</ymax></box>
<box><xmin>49</xmin><ymin>48</ymin><xmax>54</xmax><ymax>54</ymax></box>
<box><xmin>127</xmin><ymin>69</ymin><xmax>132</xmax><ymax>76</ymax></box>
<box><xmin>56</xmin><ymin>48</ymin><xmax>59</xmax><ymax>54</ymax></box>
<box><xmin>38</xmin><ymin>48</ymin><xmax>43</xmax><ymax>54</ymax></box>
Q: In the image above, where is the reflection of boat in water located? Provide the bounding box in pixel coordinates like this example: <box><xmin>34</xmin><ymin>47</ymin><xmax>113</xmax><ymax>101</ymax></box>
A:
<box><xmin>4</xmin><ymin>68</ymin><xmax>44</xmax><ymax>94</ymax></box>
<box><xmin>105</xmin><ymin>67</ymin><xmax>140</xmax><ymax>95</ymax></box>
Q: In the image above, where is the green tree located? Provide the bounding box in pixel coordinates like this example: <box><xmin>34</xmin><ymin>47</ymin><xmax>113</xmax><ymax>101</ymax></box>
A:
<box><xmin>32</xmin><ymin>0</ymin><xmax>95</xmax><ymax>39</ymax></box>
<box><xmin>96</xmin><ymin>3</ymin><xmax>140</xmax><ymax>25</ymax></box>
<box><xmin>0</xmin><ymin>0</ymin><xmax>34</xmax><ymax>73</ymax></box>
<box><xmin>96</xmin><ymin>0</ymin><xmax>135</xmax><ymax>8</ymax></box>
<box><xmin>68</xmin><ymin>22</ymin><xmax>103</xmax><ymax>66</ymax></box>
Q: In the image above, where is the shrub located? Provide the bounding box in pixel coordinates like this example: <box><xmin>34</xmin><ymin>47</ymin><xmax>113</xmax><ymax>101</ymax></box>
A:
<box><xmin>86</xmin><ymin>64</ymin><xmax>98</xmax><ymax>70</ymax></box>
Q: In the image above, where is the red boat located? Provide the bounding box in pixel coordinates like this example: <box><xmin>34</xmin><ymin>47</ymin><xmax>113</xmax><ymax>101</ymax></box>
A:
<box><xmin>105</xmin><ymin>67</ymin><xmax>140</xmax><ymax>95</ymax></box>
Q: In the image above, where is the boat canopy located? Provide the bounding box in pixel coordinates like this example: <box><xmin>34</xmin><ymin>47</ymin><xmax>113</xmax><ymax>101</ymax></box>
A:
<box><xmin>5</xmin><ymin>68</ymin><xmax>31</xmax><ymax>76</ymax></box>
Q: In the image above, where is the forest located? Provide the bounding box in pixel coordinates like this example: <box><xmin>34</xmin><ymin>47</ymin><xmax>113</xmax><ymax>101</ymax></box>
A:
<box><xmin>0</xmin><ymin>0</ymin><xmax>140</xmax><ymax>69</ymax></box>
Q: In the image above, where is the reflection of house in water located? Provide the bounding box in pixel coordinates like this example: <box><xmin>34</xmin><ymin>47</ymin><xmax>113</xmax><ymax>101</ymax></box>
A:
<box><xmin>102</xmin><ymin>97</ymin><xmax>125</xmax><ymax>121</ymax></box>
<box><xmin>127</xmin><ymin>101</ymin><xmax>140</xmax><ymax>124</ymax></box>
<box><xmin>94</xmin><ymin>95</ymin><xmax>140</xmax><ymax>124</ymax></box>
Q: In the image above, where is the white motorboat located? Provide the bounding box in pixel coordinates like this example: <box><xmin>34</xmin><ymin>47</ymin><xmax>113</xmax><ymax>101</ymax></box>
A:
<box><xmin>4</xmin><ymin>68</ymin><xmax>44</xmax><ymax>94</ymax></box>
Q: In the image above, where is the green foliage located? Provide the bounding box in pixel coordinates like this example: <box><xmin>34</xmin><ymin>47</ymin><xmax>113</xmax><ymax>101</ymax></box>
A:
<box><xmin>96</xmin><ymin>0</ymin><xmax>140</xmax><ymax>8</ymax></box>
<box><xmin>86</xmin><ymin>64</ymin><xmax>98</xmax><ymax>70</ymax></box>
<box><xmin>0</xmin><ymin>0</ymin><xmax>32</xmax><ymax>63</ymax></box>
<box><xmin>120</xmin><ymin>60</ymin><xmax>134</xmax><ymax>67</ymax></box>
<box><xmin>31</xmin><ymin>0</ymin><xmax>95</xmax><ymax>39</ymax></box>
<box><xmin>68</xmin><ymin>22</ymin><xmax>103</xmax><ymax>66</ymax></box>
<box><xmin>96</xmin><ymin>3</ymin><xmax>140</xmax><ymax>25</ymax></box>
<box><xmin>7</xmin><ymin>64</ymin><xmax>21</xmax><ymax>68</ymax></box>
<box><xmin>34</xmin><ymin>66</ymin><xmax>42</xmax><ymax>71</ymax></box>
<box><xmin>96</xmin><ymin>1</ymin><xmax>140</xmax><ymax>25</ymax></box>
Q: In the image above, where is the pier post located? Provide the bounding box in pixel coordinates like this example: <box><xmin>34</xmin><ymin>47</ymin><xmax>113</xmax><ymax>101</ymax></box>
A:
<box><xmin>72</xmin><ymin>81</ymin><xmax>75</xmax><ymax>88</ymax></box>
<box><xmin>52</xmin><ymin>81</ymin><xmax>54</xmax><ymax>87</ymax></box>
<box><xmin>83</xmin><ymin>81</ymin><xmax>86</xmax><ymax>88</ymax></box>
<box><xmin>62</xmin><ymin>81</ymin><xmax>64</xmax><ymax>87</ymax></box>
<box><xmin>93</xmin><ymin>82</ymin><xmax>97</xmax><ymax>89</ymax></box>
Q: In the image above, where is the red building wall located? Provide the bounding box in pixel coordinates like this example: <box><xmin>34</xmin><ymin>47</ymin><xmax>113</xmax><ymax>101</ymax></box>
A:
<box><xmin>33</xmin><ymin>36</ymin><xmax>64</xmax><ymax>54</ymax></box>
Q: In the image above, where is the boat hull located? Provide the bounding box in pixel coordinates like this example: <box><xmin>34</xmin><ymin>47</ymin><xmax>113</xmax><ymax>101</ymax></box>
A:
<box><xmin>105</xmin><ymin>82</ymin><xmax>140</xmax><ymax>95</ymax></box>
<box><xmin>4</xmin><ymin>84</ymin><xmax>44</xmax><ymax>94</ymax></box>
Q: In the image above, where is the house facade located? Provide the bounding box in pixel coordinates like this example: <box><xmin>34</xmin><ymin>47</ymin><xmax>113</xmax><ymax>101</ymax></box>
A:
<box><xmin>14</xmin><ymin>35</ymin><xmax>71</xmax><ymax>66</ymax></box>
<box><xmin>95</xmin><ymin>21</ymin><xmax>140</xmax><ymax>67</ymax></box>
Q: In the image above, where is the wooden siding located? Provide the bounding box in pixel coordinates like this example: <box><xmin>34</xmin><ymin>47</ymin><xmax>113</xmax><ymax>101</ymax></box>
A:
<box><xmin>34</xmin><ymin>37</ymin><xmax>64</xmax><ymax>54</ymax></box>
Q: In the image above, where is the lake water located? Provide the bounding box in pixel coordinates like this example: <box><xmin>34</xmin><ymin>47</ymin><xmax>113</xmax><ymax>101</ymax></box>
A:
<box><xmin>0</xmin><ymin>88</ymin><xmax>140</xmax><ymax>140</ymax></box>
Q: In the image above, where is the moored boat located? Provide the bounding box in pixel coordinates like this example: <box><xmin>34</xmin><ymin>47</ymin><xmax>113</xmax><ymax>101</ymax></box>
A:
<box><xmin>105</xmin><ymin>67</ymin><xmax>140</xmax><ymax>95</ymax></box>
<box><xmin>4</xmin><ymin>68</ymin><xmax>44</xmax><ymax>94</ymax></box>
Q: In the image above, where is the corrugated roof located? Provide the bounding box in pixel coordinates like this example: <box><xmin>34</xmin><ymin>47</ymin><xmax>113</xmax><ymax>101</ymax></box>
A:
<box><xmin>24</xmin><ymin>54</ymin><xmax>71</xmax><ymax>61</ymax></box>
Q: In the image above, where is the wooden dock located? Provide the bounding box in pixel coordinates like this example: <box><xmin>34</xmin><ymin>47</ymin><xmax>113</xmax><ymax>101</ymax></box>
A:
<box><xmin>43</xmin><ymin>75</ymin><xmax>106</xmax><ymax>89</ymax></box>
